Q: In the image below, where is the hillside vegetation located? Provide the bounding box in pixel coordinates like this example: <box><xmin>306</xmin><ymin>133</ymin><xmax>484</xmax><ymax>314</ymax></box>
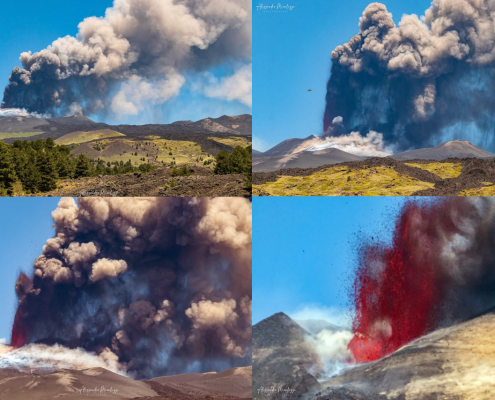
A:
<box><xmin>254</xmin><ymin>165</ymin><xmax>435</xmax><ymax>196</ymax></box>
<box><xmin>0</xmin><ymin>132</ymin><xmax>44</xmax><ymax>140</ymax></box>
<box><xmin>404</xmin><ymin>162</ymin><xmax>462</xmax><ymax>179</ymax></box>
<box><xmin>55</xmin><ymin>129</ymin><xmax>125</xmax><ymax>145</ymax></box>
<box><xmin>0</xmin><ymin>138</ymin><xmax>154</xmax><ymax>196</ymax></box>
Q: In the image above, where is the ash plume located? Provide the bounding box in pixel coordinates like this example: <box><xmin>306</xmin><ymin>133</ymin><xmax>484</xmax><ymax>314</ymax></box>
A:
<box><xmin>349</xmin><ymin>198</ymin><xmax>495</xmax><ymax>363</ymax></box>
<box><xmin>2</xmin><ymin>0</ymin><xmax>251</xmax><ymax>117</ymax></box>
<box><xmin>11</xmin><ymin>197</ymin><xmax>252</xmax><ymax>379</ymax></box>
<box><xmin>325</xmin><ymin>0</ymin><xmax>495</xmax><ymax>152</ymax></box>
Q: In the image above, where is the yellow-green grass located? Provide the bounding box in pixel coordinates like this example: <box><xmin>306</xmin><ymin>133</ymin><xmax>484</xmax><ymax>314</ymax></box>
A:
<box><xmin>254</xmin><ymin>166</ymin><xmax>435</xmax><ymax>196</ymax></box>
<box><xmin>405</xmin><ymin>162</ymin><xmax>462</xmax><ymax>179</ymax></box>
<box><xmin>56</xmin><ymin>130</ymin><xmax>125</xmax><ymax>145</ymax></box>
<box><xmin>0</xmin><ymin>132</ymin><xmax>43</xmax><ymax>140</ymax></box>
<box><xmin>92</xmin><ymin>153</ymin><xmax>150</xmax><ymax>166</ymax></box>
<box><xmin>208</xmin><ymin>136</ymin><xmax>251</xmax><ymax>148</ymax></box>
<box><xmin>152</xmin><ymin>139</ymin><xmax>216</xmax><ymax>167</ymax></box>
<box><xmin>460</xmin><ymin>182</ymin><xmax>495</xmax><ymax>196</ymax></box>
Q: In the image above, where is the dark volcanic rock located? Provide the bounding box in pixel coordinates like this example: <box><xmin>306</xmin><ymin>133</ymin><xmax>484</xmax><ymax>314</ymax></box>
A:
<box><xmin>253</xmin><ymin>313</ymin><xmax>321</xmax><ymax>400</ymax></box>
<box><xmin>32</xmin><ymin>167</ymin><xmax>250</xmax><ymax>198</ymax></box>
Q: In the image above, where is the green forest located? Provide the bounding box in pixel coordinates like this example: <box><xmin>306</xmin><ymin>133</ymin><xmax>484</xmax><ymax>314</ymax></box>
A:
<box><xmin>0</xmin><ymin>138</ymin><xmax>153</xmax><ymax>195</ymax></box>
<box><xmin>214</xmin><ymin>145</ymin><xmax>252</xmax><ymax>189</ymax></box>
<box><xmin>0</xmin><ymin>140</ymin><xmax>253</xmax><ymax>196</ymax></box>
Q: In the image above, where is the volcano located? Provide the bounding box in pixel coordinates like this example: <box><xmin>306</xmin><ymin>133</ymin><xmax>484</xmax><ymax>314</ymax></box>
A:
<box><xmin>317</xmin><ymin>309</ymin><xmax>495</xmax><ymax>399</ymax></box>
<box><xmin>391</xmin><ymin>140</ymin><xmax>495</xmax><ymax>161</ymax></box>
<box><xmin>253</xmin><ymin>148</ymin><xmax>366</xmax><ymax>172</ymax></box>
<box><xmin>253</xmin><ymin>313</ymin><xmax>330</xmax><ymax>399</ymax></box>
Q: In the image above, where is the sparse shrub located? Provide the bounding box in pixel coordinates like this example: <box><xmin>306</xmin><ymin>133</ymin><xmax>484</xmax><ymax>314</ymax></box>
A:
<box><xmin>171</xmin><ymin>165</ymin><xmax>192</xmax><ymax>177</ymax></box>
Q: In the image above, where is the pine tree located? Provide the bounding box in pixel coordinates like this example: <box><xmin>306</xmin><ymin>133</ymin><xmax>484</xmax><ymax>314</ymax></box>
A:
<box><xmin>214</xmin><ymin>150</ymin><xmax>232</xmax><ymax>174</ymax></box>
<box><xmin>37</xmin><ymin>151</ymin><xmax>58</xmax><ymax>192</ymax></box>
<box><xmin>74</xmin><ymin>154</ymin><xmax>93</xmax><ymax>178</ymax></box>
<box><xmin>0</xmin><ymin>142</ymin><xmax>17</xmax><ymax>196</ymax></box>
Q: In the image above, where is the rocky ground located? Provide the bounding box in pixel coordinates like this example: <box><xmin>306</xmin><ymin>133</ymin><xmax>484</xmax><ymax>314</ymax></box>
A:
<box><xmin>253</xmin><ymin>313</ymin><xmax>322</xmax><ymax>400</ymax></box>
<box><xmin>31</xmin><ymin>166</ymin><xmax>250</xmax><ymax>197</ymax></box>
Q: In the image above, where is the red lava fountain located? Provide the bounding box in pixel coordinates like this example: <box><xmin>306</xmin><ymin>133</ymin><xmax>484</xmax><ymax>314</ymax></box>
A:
<box><xmin>348</xmin><ymin>199</ymin><xmax>466</xmax><ymax>363</ymax></box>
<box><xmin>11</xmin><ymin>307</ymin><xmax>28</xmax><ymax>348</ymax></box>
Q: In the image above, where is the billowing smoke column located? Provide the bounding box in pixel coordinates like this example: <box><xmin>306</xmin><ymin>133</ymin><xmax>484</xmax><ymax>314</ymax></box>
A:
<box><xmin>2</xmin><ymin>0</ymin><xmax>251</xmax><ymax>117</ymax></box>
<box><xmin>11</xmin><ymin>197</ymin><xmax>252</xmax><ymax>379</ymax></box>
<box><xmin>349</xmin><ymin>198</ymin><xmax>495</xmax><ymax>363</ymax></box>
<box><xmin>325</xmin><ymin>1</ymin><xmax>495</xmax><ymax>151</ymax></box>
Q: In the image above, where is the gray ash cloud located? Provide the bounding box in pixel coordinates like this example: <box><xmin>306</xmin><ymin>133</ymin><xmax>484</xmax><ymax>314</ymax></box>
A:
<box><xmin>324</xmin><ymin>0</ymin><xmax>495</xmax><ymax>151</ymax></box>
<box><xmin>2</xmin><ymin>0</ymin><xmax>251</xmax><ymax>117</ymax></box>
<box><xmin>12</xmin><ymin>197</ymin><xmax>252</xmax><ymax>379</ymax></box>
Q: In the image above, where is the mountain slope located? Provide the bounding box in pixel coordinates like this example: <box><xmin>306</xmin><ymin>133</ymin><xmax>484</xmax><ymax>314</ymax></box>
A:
<box><xmin>0</xmin><ymin>115</ymin><xmax>48</xmax><ymax>133</ymax></box>
<box><xmin>0</xmin><ymin>367</ymin><xmax>157</xmax><ymax>400</ymax></box>
<box><xmin>47</xmin><ymin>115</ymin><xmax>96</xmax><ymax>125</ymax></box>
<box><xmin>261</xmin><ymin>136</ymin><xmax>316</xmax><ymax>157</ymax></box>
<box><xmin>320</xmin><ymin>309</ymin><xmax>495</xmax><ymax>399</ymax></box>
<box><xmin>191</xmin><ymin>115</ymin><xmax>252</xmax><ymax>136</ymax></box>
<box><xmin>0</xmin><ymin>365</ymin><xmax>251</xmax><ymax>400</ymax></box>
<box><xmin>151</xmin><ymin>366</ymin><xmax>252</xmax><ymax>398</ymax></box>
<box><xmin>253</xmin><ymin>148</ymin><xmax>366</xmax><ymax>172</ymax></box>
<box><xmin>253</xmin><ymin>313</ymin><xmax>321</xmax><ymax>399</ymax></box>
<box><xmin>391</xmin><ymin>140</ymin><xmax>495</xmax><ymax>161</ymax></box>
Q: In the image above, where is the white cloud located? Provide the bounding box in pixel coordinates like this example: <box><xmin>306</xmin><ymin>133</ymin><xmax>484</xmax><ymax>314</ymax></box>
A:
<box><xmin>204</xmin><ymin>64</ymin><xmax>252</xmax><ymax>107</ymax></box>
<box><xmin>290</xmin><ymin>304</ymin><xmax>352</xmax><ymax>329</ymax></box>
<box><xmin>111</xmin><ymin>72</ymin><xmax>185</xmax><ymax>116</ymax></box>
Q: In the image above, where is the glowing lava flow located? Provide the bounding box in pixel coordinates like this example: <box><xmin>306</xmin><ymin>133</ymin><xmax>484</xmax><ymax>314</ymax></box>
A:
<box><xmin>348</xmin><ymin>199</ymin><xmax>460</xmax><ymax>363</ymax></box>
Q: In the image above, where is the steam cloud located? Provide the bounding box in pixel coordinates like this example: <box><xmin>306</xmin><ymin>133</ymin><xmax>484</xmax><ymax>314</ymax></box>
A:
<box><xmin>349</xmin><ymin>197</ymin><xmax>495</xmax><ymax>363</ymax></box>
<box><xmin>11</xmin><ymin>197</ymin><xmax>252</xmax><ymax>379</ymax></box>
<box><xmin>291</xmin><ymin>306</ymin><xmax>353</xmax><ymax>379</ymax></box>
<box><xmin>295</xmin><ymin>116</ymin><xmax>394</xmax><ymax>157</ymax></box>
<box><xmin>2</xmin><ymin>0</ymin><xmax>252</xmax><ymax>117</ymax></box>
<box><xmin>0</xmin><ymin>342</ymin><xmax>125</xmax><ymax>375</ymax></box>
<box><xmin>325</xmin><ymin>0</ymin><xmax>495</xmax><ymax>151</ymax></box>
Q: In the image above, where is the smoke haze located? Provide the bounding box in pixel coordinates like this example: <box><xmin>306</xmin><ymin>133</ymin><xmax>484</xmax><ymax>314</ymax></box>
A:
<box><xmin>11</xmin><ymin>197</ymin><xmax>252</xmax><ymax>379</ymax></box>
<box><xmin>325</xmin><ymin>0</ymin><xmax>495</xmax><ymax>151</ymax></box>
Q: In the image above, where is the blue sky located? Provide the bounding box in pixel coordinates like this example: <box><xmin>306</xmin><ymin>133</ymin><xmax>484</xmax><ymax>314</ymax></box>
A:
<box><xmin>0</xmin><ymin>0</ymin><xmax>250</xmax><ymax>124</ymax></box>
<box><xmin>253</xmin><ymin>0</ymin><xmax>433</xmax><ymax>151</ymax></box>
<box><xmin>0</xmin><ymin>198</ymin><xmax>59</xmax><ymax>341</ymax></box>
<box><xmin>252</xmin><ymin>197</ymin><xmax>411</xmax><ymax>325</ymax></box>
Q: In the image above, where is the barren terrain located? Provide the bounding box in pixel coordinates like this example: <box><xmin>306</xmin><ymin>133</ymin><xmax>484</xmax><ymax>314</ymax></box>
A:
<box><xmin>30</xmin><ymin>166</ymin><xmax>249</xmax><ymax>197</ymax></box>
<box><xmin>0</xmin><ymin>366</ymin><xmax>252</xmax><ymax>400</ymax></box>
